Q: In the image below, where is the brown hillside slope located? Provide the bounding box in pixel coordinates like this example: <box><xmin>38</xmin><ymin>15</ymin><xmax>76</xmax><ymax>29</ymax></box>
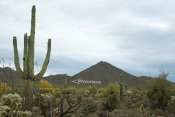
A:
<box><xmin>70</xmin><ymin>61</ymin><xmax>152</xmax><ymax>87</ymax></box>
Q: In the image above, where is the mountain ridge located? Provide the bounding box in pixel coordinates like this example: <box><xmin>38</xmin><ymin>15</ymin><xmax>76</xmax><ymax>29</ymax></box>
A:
<box><xmin>0</xmin><ymin>61</ymin><xmax>174</xmax><ymax>87</ymax></box>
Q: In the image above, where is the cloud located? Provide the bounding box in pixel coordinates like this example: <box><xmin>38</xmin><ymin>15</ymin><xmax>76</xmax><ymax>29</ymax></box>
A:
<box><xmin>0</xmin><ymin>0</ymin><xmax>174</xmax><ymax>82</ymax></box>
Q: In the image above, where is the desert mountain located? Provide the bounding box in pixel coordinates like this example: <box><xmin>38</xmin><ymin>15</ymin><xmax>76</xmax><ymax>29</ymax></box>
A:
<box><xmin>0</xmin><ymin>67</ymin><xmax>19</xmax><ymax>83</ymax></box>
<box><xmin>69</xmin><ymin>61</ymin><xmax>152</xmax><ymax>87</ymax></box>
<box><xmin>0</xmin><ymin>61</ymin><xmax>174</xmax><ymax>88</ymax></box>
<box><xmin>44</xmin><ymin>74</ymin><xmax>71</xmax><ymax>86</ymax></box>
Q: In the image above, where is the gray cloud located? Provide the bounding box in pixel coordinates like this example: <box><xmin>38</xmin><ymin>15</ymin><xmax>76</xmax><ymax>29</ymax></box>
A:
<box><xmin>0</xmin><ymin>0</ymin><xmax>175</xmax><ymax>82</ymax></box>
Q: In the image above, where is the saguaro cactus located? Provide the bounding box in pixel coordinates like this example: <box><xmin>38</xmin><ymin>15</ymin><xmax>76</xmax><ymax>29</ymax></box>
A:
<box><xmin>13</xmin><ymin>5</ymin><xmax>51</xmax><ymax>81</ymax></box>
<box><xmin>119</xmin><ymin>74</ymin><xmax>124</xmax><ymax>101</ymax></box>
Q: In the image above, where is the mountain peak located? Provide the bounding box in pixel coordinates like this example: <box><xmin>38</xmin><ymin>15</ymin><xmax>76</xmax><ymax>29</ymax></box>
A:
<box><xmin>97</xmin><ymin>61</ymin><xmax>110</xmax><ymax>65</ymax></box>
<box><xmin>71</xmin><ymin>61</ymin><xmax>147</xmax><ymax>87</ymax></box>
<box><xmin>95</xmin><ymin>61</ymin><xmax>114</xmax><ymax>68</ymax></box>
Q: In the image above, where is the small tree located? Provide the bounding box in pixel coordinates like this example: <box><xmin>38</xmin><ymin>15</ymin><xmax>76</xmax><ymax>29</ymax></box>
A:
<box><xmin>147</xmin><ymin>73</ymin><xmax>171</xmax><ymax>109</ymax></box>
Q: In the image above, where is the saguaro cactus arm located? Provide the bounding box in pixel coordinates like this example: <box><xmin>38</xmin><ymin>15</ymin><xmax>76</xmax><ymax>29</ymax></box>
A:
<box><xmin>13</xmin><ymin>37</ymin><xmax>23</xmax><ymax>77</ymax></box>
<box><xmin>23</xmin><ymin>33</ymin><xmax>28</xmax><ymax>79</ymax></box>
<box><xmin>28</xmin><ymin>5</ymin><xmax>36</xmax><ymax>79</ymax></box>
<box><xmin>35</xmin><ymin>39</ymin><xmax>51</xmax><ymax>80</ymax></box>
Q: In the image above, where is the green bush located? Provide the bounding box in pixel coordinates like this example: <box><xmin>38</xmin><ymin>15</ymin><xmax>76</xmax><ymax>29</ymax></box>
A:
<box><xmin>0</xmin><ymin>83</ymin><xmax>10</xmax><ymax>94</ymax></box>
<box><xmin>88</xmin><ymin>86</ymin><xmax>98</xmax><ymax>95</ymax></box>
<box><xmin>82</xmin><ymin>99</ymin><xmax>97</xmax><ymax>115</ymax></box>
<box><xmin>0</xmin><ymin>93</ymin><xmax>32</xmax><ymax>117</ymax></box>
<box><xmin>102</xmin><ymin>90</ymin><xmax>119</xmax><ymax>111</ymax></box>
<box><xmin>171</xmin><ymin>86</ymin><xmax>175</xmax><ymax>96</ymax></box>
<box><xmin>147</xmin><ymin>77</ymin><xmax>171</xmax><ymax>109</ymax></box>
<box><xmin>103</xmin><ymin>83</ymin><xmax>119</xmax><ymax>97</ymax></box>
<box><xmin>123</xmin><ymin>89</ymin><xmax>147</xmax><ymax>109</ymax></box>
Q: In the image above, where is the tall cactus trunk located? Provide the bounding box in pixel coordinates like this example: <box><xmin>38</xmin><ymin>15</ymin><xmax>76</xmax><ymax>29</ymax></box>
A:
<box><xmin>13</xmin><ymin>5</ymin><xmax>51</xmax><ymax>110</ymax></box>
<box><xmin>119</xmin><ymin>74</ymin><xmax>124</xmax><ymax>101</ymax></box>
<box><xmin>23</xmin><ymin>80</ymin><xmax>34</xmax><ymax>110</ymax></box>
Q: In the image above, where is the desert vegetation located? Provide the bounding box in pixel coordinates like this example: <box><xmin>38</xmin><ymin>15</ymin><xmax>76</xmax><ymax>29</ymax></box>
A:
<box><xmin>0</xmin><ymin>4</ymin><xmax>175</xmax><ymax>117</ymax></box>
<box><xmin>0</xmin><ymin>76</ymin><xmax>175</xmax><ymax>117</ymax></box>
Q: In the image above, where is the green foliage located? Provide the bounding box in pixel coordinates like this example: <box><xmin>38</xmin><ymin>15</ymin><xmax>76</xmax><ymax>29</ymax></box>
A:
<box><xmin>171</xmin><ymin>86</ymin><xmax>175</xmax><ymax>96</ymax></box>
<box><xmin>0</xmin><ymin>93</ymin><xmax>32</xmax><ymax>117</ymax></box>
<box><xmin>82</xmin><ymin>99</ymin><xmax>97</xmax><ymax>115</ymax></box>
<box><xmin>102</xmin><ymin>90</ymin><xmax>119</xmax><ymax>112</ymax></box>
<box><xmin>0</xmin><ymin>83</ymin><xmax>10</xmax><ymax>94</ymax></box>
<box><xmin>39</xmin><ymin>79</ymin><xmax>61</xmax><ymax>94</ymax></box>
<box><xmin>103</xmin><ymin>83</ymin><xmax>119</xmax><ymax>97</ymax></box>
<box><xmin>40</xmin><ymin>79</ymin><xmax>54</xmax><ymax>89</ymax></box>
<box><xmin>147</xmin><ymin>77</ymin><xmax>171</xmax><ymax>109</ymax></box>
<box><xmin>1</xmin><ymin>93</ymin><xmax>22</xmax><ymax>110</ymax></box>
<box><xmin>119</xmin><ymin>74</ymin><xmax>124</xmax><ymax>101</ymax></box>
<box><xmin>88</xmin><ymin>86</ymin><xmax>98</xmax><ymax>95</ymax></box>
<box><xmin>61</xmin><ymin>86</ymin><xmax>78</xmax><ymax>94</ymax></box>
<box><xmin>123</xmin><ymin>89</ymin><xmax>147</xmax><ymax>109</ymax></box>
<box><xmin>158</xmin><ymin>72</ymin><xmax>169</xmax><ymax>79</ymax></box>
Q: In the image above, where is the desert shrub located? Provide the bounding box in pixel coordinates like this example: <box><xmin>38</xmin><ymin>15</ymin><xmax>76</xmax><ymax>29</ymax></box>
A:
<box><xmin>103</xmin><ymin>83</ymin><xmax>119</xmax><ymax>97</ymax></box>
<box><xmin>97</xmin><ymin>87</ymin><xmax>106</xmax><ymax>94</ymax></box>
<box><xmin>123</xmin><ymin>89</ymin><xmax>147</xmax><ymax>109</ymax></box>
<box><xmin>171</xmin><ymin>86</ymin><xmax>175</xmax><ymax>96</ymax></box>
<box><xmin>61</xmin><ymin>86</ymin><xmax>78</xmax><ymax>94</ymax></box>
<box><xmin>76</xmin><ymin>87</ymin><xmax>87</xmax><ymax>94</ymax></box>
<box><xmin>0</xmin><ymin>93</ymin><xmax>32</xmax><ymax>117</ymax></box>
<box><xmin>88</xmin><ymin>86</ymin><xmax>98</xmax><ymax>95</ymax></box>
<box><xmin>102</xmin><ymin>90</ymin><xmax>119</xmax><ymax>112</ymax></box>
<box><xmin>1</xmin><ymin>93</ymin><xmax>22</xmax><ymax>110</ymax></box>
<box><xmin>0</xmin><ymin>83</ymin><xmax>10</xmax><ymax>94</ymax></box>
<box><xmin>40</xmin><ymin>80</ymin><xmax>53</xmax><ymax>89</ymax></box>
<box><xmin>36</xmin><ymin>93</ymin><xmax>54</xmax><ymax>117</ymax></box>
<box><xmin>147</xmin><ymin>77</ymin><xmax>171</xmax><ymax>109</ymax></box>
<box><xmin>98</xmin><ymin>109</ymin><xmax>144</xmax><ymax>117</ymax></box>
<box><xmin>82</xmin><ymin>99</ymin><xmax>97</xmax><ymax>115</ymax></box>
<box><xmin>39</xmin><ymin>79</ymin><xmax>57</xmax><ymax>94</ymax></box>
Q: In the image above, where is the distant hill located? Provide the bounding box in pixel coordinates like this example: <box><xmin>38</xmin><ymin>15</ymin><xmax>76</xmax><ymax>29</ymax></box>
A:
<box><xmin>0</xmin><ymin>61</ymin><xmax>174</xmax><ymax>88</ymax></box>
<box><xmin>69</xmin><ymin>61</ymin><xmax>152</xmax><ymax>87</ymax></box>
<box><xmin>0</xmin><ymin>67</ymin><xmax>19</xmax><ymax>83</ymax></box>
<box><xmin>43</xmin><ymin>74</ymin><xmax>71</xmax><ymax>86</ymax></box>
<box><xmin>44</xmin><ymin>61</ymin><xmax>156</xmax><ymax>87</ymax></box>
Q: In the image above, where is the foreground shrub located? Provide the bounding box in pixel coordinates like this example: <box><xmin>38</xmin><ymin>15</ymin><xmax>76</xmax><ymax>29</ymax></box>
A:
<box><xmin>171</xmin><ymin>86</ymin><xmax>175</xmax><ymax>96</ymax></box>
<box><xmin>61</xmin><ymin>86</ymin><xmax>78</xmax><ymax>94</ymax></box>
<box><xmin>1</xmin><ymin>93</ymin><xmax>22</xmax><ymax>110</ymax></box>
<box><xmin>88</xmin><ymin>86</ymin><xmax>98</xmax><ymax>95</ymax></box>
<box><xmin>147</xmin><ymin>77</ymin><xmax>171</xmax><ymax>109</ymax></box>
<box><xmin>40</xmin><ymin>79</ymin><xmax>57</xmax><ymax>94</ymax></box>
<box><xmin>0</xmin><ymin>93</ymin><xmax>32</xmax><ymax>117</ymax></box>
<box><xmin>0</xmin><ymin>83</ymin><xmax>10</xmax><ymax>94</ymax></box>
<box><xmin>82</xmin><ymin>99</ymin><xmax>97</xmax><ymax>115</ymax></box>
<box><xmin>123</xmin><ymin>89</ymin><xmax>147</xmax><ymax>109</ymax></box>
<box><xmin>102</xmin><ymin>90</ymin><xmax>119</xmax><ymax>111</ymax></box>
<box><xmin>103</xmin><ymin>83</ymin><xmax>119</xmax><ymax>97</ymax></box>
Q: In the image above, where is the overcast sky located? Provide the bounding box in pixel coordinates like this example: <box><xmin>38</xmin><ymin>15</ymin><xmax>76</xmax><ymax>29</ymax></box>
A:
<box><xmin>0</xmin><ymin>0</ymin><xmax>175</xmax><ymax>82</ymax></box>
